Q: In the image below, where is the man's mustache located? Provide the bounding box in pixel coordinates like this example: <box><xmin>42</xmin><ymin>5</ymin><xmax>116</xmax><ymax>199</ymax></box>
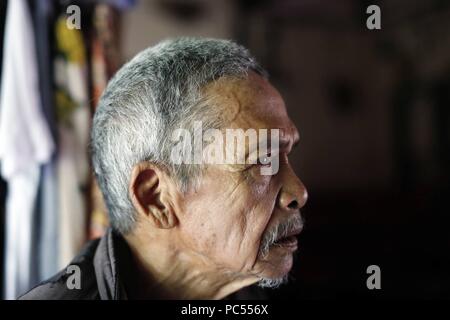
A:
<box><xmin>258</xmin><ymin>213</ymin><xmax>304</xmax><ymax>259</ymax></box>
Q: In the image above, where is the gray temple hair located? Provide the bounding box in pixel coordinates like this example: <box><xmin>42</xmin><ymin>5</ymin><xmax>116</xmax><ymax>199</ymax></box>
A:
<box><xmin>91</xmin><ymin>37</ymin><xmax>267</xmax><ymax>234</ymax></box>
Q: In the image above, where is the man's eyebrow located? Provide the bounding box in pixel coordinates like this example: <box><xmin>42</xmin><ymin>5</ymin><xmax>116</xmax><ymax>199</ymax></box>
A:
<box><xmin>244</xmin><ymin>130</ymin><xmax>299</xmax><ymax>159</ymax></box>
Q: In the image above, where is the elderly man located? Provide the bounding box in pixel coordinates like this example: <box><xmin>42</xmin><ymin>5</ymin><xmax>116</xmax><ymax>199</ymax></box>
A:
<box><xmin>20</xmin><ymin>38</ymin><xmax>308</xmax><ymax>300</ymax></box>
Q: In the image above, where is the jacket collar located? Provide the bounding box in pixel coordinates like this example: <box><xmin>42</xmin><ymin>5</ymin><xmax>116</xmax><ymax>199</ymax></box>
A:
<box><xmin>93</xmin><ymin>228</ymin><xmax>128</xmax><ymax>300</ymax></box>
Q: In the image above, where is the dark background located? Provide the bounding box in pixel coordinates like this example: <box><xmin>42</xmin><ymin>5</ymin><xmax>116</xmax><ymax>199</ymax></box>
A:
<box><xmin>236</xmin><ymin>0</ymin><xmax>450</xmax><ymax>299</ymax></box>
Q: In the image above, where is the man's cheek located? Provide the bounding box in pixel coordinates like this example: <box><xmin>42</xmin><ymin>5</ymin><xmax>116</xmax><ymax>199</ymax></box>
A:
<box><xmin>241</xmin><ymin>216</ymin><xmax>271</xmax><ymax>271</ymax></box>
<box><xmin>229</xmin><ymin>237</ymin><xmax>261</xmax><ymax>274</ymax></box>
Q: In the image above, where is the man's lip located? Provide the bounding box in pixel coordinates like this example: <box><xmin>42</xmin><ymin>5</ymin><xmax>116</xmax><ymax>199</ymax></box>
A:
<box><xmin>286</xmin><ymin>227</ymin><xmax>303</xmax><ymax>238</ymax></box>
<box><xmin>274</xmin><ymin>236</ymin><xmax>298</xmax><ymax>250</ymax></box>
<box><xmin>276</xmin><ymin>227</ymin><xmax>303</xmax><ymax>242</ymax></box>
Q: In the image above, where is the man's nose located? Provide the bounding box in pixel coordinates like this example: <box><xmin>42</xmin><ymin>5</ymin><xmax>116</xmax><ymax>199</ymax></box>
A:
<box><xmin>277</xmin><ymin>165</ymin><xmax>308</xmax><ymax>211</ymax></box>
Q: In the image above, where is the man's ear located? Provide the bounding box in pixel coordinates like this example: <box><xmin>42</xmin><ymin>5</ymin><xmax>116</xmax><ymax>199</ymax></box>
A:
<box><xmin>129</xmin><ymin>162</ymin><xmax>178</xmax><ymax>229</ymax></box>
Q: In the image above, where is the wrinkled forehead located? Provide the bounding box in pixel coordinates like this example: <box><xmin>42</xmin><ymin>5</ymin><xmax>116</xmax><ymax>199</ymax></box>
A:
<box><xmin>202</xmin><ymin>72</ymin><xmax>298</xmax><ymax>137</ymax></box>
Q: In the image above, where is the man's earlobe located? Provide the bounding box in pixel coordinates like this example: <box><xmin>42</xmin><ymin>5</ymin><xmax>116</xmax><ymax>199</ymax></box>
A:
<box><xmin>129</xmin><ymin>162</ymin><xmax>178</xmax><ymax>229</ymax></box>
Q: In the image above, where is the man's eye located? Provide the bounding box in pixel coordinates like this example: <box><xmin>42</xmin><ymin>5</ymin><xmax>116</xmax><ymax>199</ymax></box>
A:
<box><xmin>257</xmin><ymin>153</ymin><xmax>272</xmax><ymax>166</ymax></box>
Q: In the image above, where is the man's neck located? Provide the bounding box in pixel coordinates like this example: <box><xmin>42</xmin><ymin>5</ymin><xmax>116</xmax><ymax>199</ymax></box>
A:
<box><xmin>123</xmin><ymin>232</ymin><xmax>258</xmax><ymax>299</ymax></box>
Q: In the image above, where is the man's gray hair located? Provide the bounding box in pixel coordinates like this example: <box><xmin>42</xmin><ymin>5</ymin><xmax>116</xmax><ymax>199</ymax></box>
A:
<box><xmin>91</xmin><ymin>37</ymin><xmax>267</xmax><ymax>234</ymax></box>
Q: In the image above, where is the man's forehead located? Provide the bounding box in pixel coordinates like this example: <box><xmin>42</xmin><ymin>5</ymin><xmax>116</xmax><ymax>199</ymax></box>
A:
<box><xmin>203</xmin><ymin>72</ymin><xmax>295</xmax><ymax>132</ymax></box>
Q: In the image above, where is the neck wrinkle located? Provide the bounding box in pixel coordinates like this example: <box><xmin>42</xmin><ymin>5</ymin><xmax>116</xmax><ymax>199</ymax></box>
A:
<box><xmin>123</xmin><ymin>232</ymin><xmax>258</xmax><ymax>299</ymax></box>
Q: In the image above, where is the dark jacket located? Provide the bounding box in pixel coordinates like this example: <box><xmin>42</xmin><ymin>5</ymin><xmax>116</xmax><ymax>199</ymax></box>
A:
<box><xmin>19</xmin><ymin>229</ymin><xmax>267</xmax><ymax>300</ymax></box>
<box><xmin>19</xmin><ymin>229</ymin><xmax>127</xmax><ymax>299</ymax></box>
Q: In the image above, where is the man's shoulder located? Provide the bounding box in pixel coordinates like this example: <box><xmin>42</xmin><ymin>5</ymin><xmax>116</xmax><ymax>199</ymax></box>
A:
<box><xmin>18</xmin><ymin>269</ymin><xmax>99</xmax><ymax>300</ymax></box>
<box><xmin>19</xmin><ymin>239</ymin><xmax>101</xmax><ymax>300</ymax></box>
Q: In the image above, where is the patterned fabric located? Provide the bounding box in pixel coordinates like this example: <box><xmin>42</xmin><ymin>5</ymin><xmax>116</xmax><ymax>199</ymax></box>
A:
<box><xmin>53</xmin><ymin>14</ymin><xmax>90</xmax><ymax>268</ymax></box>
<box><xmin>89</xmin><ymin>4</ymin><xmax>122</xmax><ymax>239</ymax></box>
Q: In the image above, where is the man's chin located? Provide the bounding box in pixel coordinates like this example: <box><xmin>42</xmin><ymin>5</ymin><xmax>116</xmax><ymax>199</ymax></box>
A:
<box><xmin>255</xmin><ymin>245</ymin><xmax>296</xmax><ymax>283</ymax></box>
<box><xmin>257</xmin><ymin>274</ymin><xmax>289</xmax><ymax>289</ymax></box>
